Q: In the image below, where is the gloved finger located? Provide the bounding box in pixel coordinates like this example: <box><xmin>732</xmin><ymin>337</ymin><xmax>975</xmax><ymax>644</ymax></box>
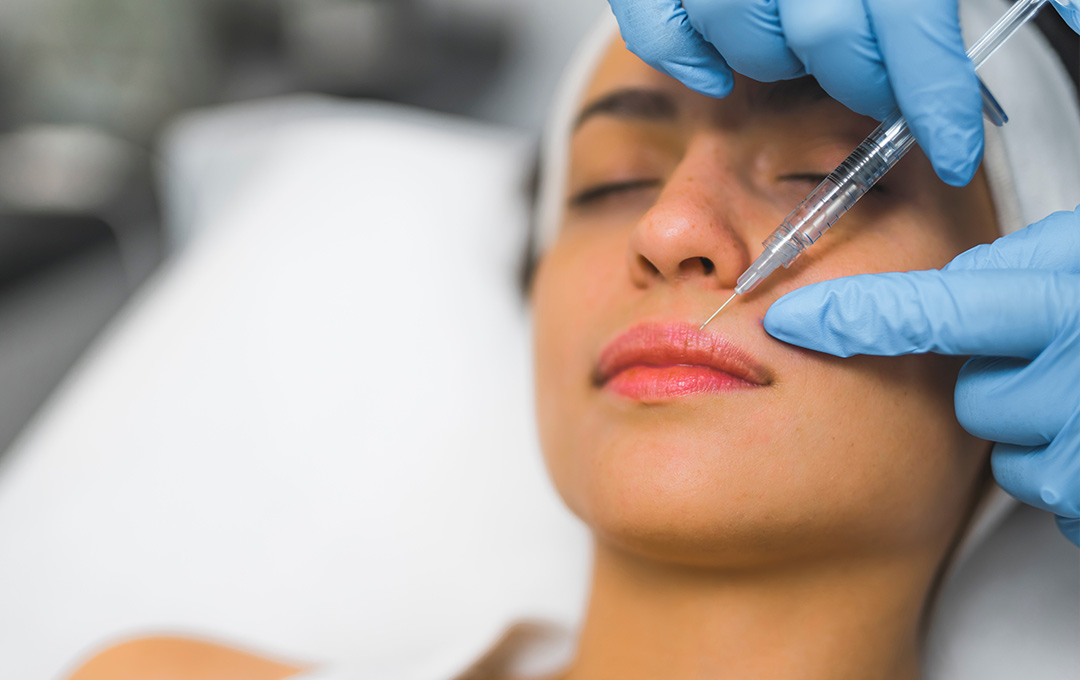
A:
<box><xmin>1051</xmin><ymin>0</ymin><xmax>1080</xmax><ymax>33</ymax></box>
<box><xmin>991</xmin><ymin>412</ymin><xmax>1080</xmax><ymax>520</ymax></box>
<box><xmin>763</xmin><ymin>268</ymin><xmax>1076</xmax><ymax>358</ymax></box>
<box><xmin>764</xmin><ymin>269</ymin><xmax>1078</xmax><ymax>359</ymax></box>
<box><xmin>865</xmin><ymin>0</ymin><xmax>983</xmax><ymax>185</ymax></box>
<box><xmin>608</xmin><ymin>0</ymin><xmax>735</xmax><ymax>98</ymax></box>
<box><xmin>955</xmin><ymin>356</ymin><xmax>1073</xmax><ymax>446</ymax></box>
<box><xmin>681</xmin><ymin>0</ymin><xmax>805</xmax><ymax>82</ymax></box>
<box><xmin>1055</xmin><ymin>515</ymin><xmax>1080</xmax><ymax>547</ymax></box>
<box><xmin>776</xmin><ymin>0</ymin><xmax>896</xmax><ymax>120</ymax></box>
<box><xmin>945</xmin><ymin>207</ymin><xmax>1080</xmax><ymax>274</ymax></box>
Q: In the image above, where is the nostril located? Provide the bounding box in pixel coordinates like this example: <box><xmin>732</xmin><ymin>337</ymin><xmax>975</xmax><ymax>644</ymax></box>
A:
<box><xmin>700</xmin><ymin>257</ymin><xmax>715</xmax><ymax>275</ymax></box>
<box><xmin>637</xmin><ymin>254</ymin><xmax>661</xmax><ymax>277</ymax></box>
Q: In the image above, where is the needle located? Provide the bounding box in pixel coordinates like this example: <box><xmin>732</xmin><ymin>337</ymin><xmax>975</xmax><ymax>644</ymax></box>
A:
<box><xmin>699</xmin><ymin>292</ymin><xmax>737</xmax><ymax>330</ymax></box>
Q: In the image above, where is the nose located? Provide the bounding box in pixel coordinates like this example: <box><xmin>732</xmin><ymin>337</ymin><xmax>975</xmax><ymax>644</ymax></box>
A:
<box><xmin>628</xmin><ymin>144</ymin><xmax>753</xmax><ymax>290</ymax></box>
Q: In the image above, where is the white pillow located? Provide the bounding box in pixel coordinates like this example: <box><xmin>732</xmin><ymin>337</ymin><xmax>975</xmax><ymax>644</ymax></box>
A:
<box><xmin>0</xmin><ymin>101</ymin><xmax>590</xmax><ymax>680</ymax></box>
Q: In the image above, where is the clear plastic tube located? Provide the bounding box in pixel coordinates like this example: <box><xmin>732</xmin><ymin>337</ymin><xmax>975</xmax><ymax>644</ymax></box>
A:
<box><xmin>733</xmin><ymin>0</ymin><xmax>1048</xmax><ymax>296</ymax></box>
<box><xmin>968</xmin><ymin>0</ymin><xmax>1049</xmax><ymax>67</ymax></box>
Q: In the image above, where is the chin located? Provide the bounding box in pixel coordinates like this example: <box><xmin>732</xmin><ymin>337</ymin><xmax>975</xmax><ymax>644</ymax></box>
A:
<box><xmin>546</xmin><ymin>425</ymin><xmax>846</xmax><ymax>568</ymax></box>
<box><xmin>548</xmin><ymin>419</ymin><xmax>978</xmax><ymax>569</ymax></box>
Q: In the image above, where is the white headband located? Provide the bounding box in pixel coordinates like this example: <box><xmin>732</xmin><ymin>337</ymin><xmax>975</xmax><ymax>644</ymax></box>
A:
<box><xmin>533</xmin><ymin>0</ymin><xmax>1080</xmax><ymax>567</ymax></box>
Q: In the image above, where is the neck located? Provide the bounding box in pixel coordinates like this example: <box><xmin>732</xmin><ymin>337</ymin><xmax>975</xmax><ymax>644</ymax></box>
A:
<box><xmin>559</xmin><ymin>539</ymin><xmax>945</xmax><ymax>680</ymax></box>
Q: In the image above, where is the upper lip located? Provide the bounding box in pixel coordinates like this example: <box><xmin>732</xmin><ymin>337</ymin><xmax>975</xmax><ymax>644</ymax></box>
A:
<box><xmin>594</xmin><ymin>322</ymin><xmax>773</xmax><ymax>387</ymax></box>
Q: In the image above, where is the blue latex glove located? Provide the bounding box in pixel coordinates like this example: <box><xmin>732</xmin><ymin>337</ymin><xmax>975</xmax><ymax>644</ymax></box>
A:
<box><xmin>1054</xmin><ymin>0</ymin><xmax>1080</xmax><ymax>32</ymax></box>
<box><xmin>608</xmin><ymin>0</ymin><xmax>1079</xmax><ymax>186</ymax></box>
<box><xmin>764</xmin><ymin>208</ymin><xmax>1080</xmax><ymax>546</ymax></box>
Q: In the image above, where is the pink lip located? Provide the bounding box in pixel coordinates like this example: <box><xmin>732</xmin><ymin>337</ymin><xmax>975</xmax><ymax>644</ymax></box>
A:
<box><xmin>594</xmin><ymin>323</ymin><xmax>772</xmax><ymax>401</ymax></box>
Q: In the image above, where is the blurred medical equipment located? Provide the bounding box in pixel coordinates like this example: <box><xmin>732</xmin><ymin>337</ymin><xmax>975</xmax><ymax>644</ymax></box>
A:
<box><xmin>701</xmin><ymin>0</ymin><xmax>1049</xmax><ymax>329</ymax></box>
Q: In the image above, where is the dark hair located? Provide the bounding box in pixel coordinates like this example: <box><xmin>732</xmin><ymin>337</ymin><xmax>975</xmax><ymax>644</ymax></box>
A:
<box><xmin>1033</xmin><ymin>4</ymin><xmax>1079</xmax><ymax>91</ymax></box>
<box><xmin>519</xmin><ymin>150</ymin><xmax>542</xmax><ymax>298</ymax></box>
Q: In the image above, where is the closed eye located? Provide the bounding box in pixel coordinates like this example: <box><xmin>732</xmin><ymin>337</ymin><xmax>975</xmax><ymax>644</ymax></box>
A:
<box><xmin>569</xmin><ymin>179</ymin><xmax>661</xmax><ymax>207</ymax></box>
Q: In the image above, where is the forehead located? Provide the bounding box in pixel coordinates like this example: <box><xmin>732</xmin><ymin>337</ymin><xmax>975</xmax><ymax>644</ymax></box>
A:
<box><xmin>583</xmin><ymin>39</ymin><xmax>669</xmax><ymax>98</ymax></box>
<box><xmin>578</xmin><ymin>39</ymin><xmax>848</xmax><ymax>128</ymax></box>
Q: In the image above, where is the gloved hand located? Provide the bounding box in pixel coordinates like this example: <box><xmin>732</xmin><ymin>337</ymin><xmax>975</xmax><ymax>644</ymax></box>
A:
<box><xmin>1055</xmin><ymin>0</ymin><xmax>1080</xmax><ymax>32</ymax></box>
<box><xmin>763</xmin><ymin>207</ymin><xmax>1080</xmax><ymax>546</ymax></box>
<box><xmin>607</xmin><ymin>0</ymin><xmax>1079</xmax><ymax>186</ymax></box>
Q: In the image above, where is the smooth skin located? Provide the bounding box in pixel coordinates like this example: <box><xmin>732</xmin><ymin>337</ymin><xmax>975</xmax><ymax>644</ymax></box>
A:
<box><xmin>64</xmin><ymin>636</ymin><xmax>303</xmax><ymax>680</ymax></box>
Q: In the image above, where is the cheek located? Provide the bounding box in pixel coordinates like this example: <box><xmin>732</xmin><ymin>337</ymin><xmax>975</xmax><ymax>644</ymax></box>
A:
<box><xmin>785</xmin><ymin>216</ymin><xmax>958</xmax><ymax>287</ymax></box>
<box><xmin>532</xmin><ymin>230</ymin><xmax>626</xmax><ymax>514</ymax></box>
<box><xmin>768</xmin><ymin>352</ymin><xmax>983</xmax><ymax>559</ymax></box>
<box><xmin>786</xmin><ymin>351</ymin><xmax>985</xmax><ymax>526</ymax></box>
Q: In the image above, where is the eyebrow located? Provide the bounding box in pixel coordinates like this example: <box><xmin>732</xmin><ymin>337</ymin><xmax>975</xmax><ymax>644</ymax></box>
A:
<box><xmin>573</xmin><ymin>77</ymin><xmax>833</xmax><ymax>132</ymax></box>
<box><xmin>574</xmin><ymin>88</ymin><xmax>679</xmax><ymax>131</ymax></box>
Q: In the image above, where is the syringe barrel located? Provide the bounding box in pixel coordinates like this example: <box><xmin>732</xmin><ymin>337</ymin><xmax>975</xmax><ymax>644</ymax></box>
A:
<box><xmin>738</xmin><ymin>112</ymin><xmax>916</xmax><ymax>295</ymax></box>
<box><xmin>794</xmin><ymin>111</ymin><xmax>915</xmax><ymax>245</ymax></box>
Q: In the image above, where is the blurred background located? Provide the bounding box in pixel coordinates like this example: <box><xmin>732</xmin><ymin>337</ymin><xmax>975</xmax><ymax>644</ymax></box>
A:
<box><xmin>0</xmin><ymin>0</ymin><xmax>603</xmax><ymax>462</ymax></box>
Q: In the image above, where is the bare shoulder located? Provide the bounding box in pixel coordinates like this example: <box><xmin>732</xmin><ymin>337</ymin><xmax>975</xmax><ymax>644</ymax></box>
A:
<box><xmin>65</xmin><ymin>635</ymin><xmax>307</xmax><ymax>680</ymax></box>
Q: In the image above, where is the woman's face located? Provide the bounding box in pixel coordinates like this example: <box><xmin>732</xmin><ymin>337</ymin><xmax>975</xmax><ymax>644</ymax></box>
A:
<box><xmin>532</xmin><ymin>40</ymin><xmax>999</xmax><ymax>566</ymax></box>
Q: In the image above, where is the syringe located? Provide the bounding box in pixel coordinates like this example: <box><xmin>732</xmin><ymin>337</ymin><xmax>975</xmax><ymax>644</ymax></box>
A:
<box><xmin>701</xmin><ymin>0</ymin><xmax>1049</xmax><ymax>329</ymax></box>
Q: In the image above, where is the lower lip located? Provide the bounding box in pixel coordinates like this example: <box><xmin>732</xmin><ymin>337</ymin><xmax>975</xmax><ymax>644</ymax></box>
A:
<box><xmin>603</xmin><ymin>365</ymin><xmax>757</xmax><ymax>401</ymax></box>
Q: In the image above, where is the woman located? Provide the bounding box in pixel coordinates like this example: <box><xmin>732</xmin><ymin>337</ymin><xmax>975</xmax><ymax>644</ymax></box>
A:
<box><xmin>67</xmin><ymin>7</ymin><xmax>1076</xmax><ymax>680</ymax></box>
<box><xmin>525</xmin><ymin>33</ymin><xmax>995</xmax><ymax>680</ymax></box>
